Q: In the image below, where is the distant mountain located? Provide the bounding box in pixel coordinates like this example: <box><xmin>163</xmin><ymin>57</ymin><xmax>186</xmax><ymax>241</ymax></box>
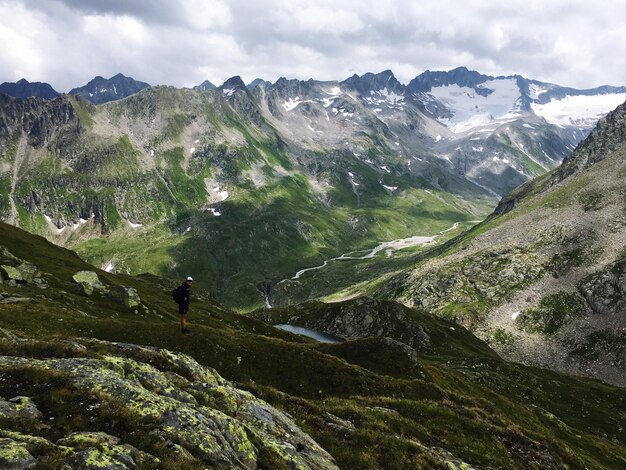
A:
<box><xmin>195</xmin><ymin>80</ymin><xmax>216</xmax><ymax>91</ymax></box>
<box><xmin>218</xmin><ymin>75</ymin><xmax>249</xmax><ymax>97</ymax></box>
<box><xmin>341</xmin><ymin>70</ymin><xmax>404</xmax><ymax>96</ymax></box>
<box><xmin>247</xmin><ymin>78</ymin><xmax>271</xmax><ymax>90</ymax></box>
<box><xmin>69</xmin><ymin>73</ymin><xmax>150</xmax><ymax>104</ymax></box>
<box><xmin>0</xmin><ymin>78</ymin><xmax>59</xmax><ymax>99</ymax></box>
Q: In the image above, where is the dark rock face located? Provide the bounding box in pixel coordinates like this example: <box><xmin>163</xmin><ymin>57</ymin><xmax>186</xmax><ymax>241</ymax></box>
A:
<box><xmin>0</xmin><ymin>79</ymin><xmax>60</xmax><ymax>100</ymax></box>
<box><xmin>69</xmin><ymin>73</ymin><xmax>150</xmax><ymax>104</ymax></box>
<box><xmin>341</xmin><ymin>70</ymin><xmax>405</xmax><ymax>96</ymax></box>
<box><xmin>0</xmin><ymin>94</ymin><xmax>79</xmax><ymax>148</ymax></box>
<box><xmin>406</xmin><ymin>66</ymin><xmax>494</xmax><ymax>95</ymax></box>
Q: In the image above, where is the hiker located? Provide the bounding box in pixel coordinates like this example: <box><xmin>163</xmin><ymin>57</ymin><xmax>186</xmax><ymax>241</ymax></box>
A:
<box><xmin>174</xmin><ymin>276</ymin><xmax>193</xmax><ymax>334</ymax></box>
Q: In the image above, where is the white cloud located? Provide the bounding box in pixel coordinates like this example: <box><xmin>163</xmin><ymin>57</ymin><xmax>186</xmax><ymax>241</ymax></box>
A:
<box><xmin>1</xmin><ymin>0</ymin><xmax>625</xmax><ymax>91</ymax></box>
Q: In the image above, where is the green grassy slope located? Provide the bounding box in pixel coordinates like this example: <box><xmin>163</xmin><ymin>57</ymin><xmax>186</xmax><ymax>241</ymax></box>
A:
<box><xmin>1</xmin><ymin>222</ymin><xmax>625</xmax><ymax>469</ymax></box>
<box><xmin>0</xmin><ymin>89</ymin><xmax>496</xmax><ymax>311</ymax></box>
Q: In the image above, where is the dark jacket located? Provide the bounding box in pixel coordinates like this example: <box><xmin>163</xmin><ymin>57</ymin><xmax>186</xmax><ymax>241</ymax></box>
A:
<box><xmin>177</xmin><ymin>283</ymin><xmax>191</xmax><ymax>313</ymax></box>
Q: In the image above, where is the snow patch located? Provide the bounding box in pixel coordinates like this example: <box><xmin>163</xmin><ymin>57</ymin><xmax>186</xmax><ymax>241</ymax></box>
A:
<box><xmin>104</xmin><ymin>262</ymin><xmax>114</xmax><ymax>273</ymax></box>
<box><xmin>531</xmin><ymin>93</ymin><xmax>626</xmax><ymax>128</ymax></box>
<box><xmin>189</xmin><ymin>147</ymin><xmax>195</xmax><ymax>155</ymax></box>
<box><xmin>511</xmin><ymin>311</ymin><xmax>521</xmax><ymax>320</ymax></box>
<box><xmin>206</xmin><ymin>208</ymin><xmax>222</xmax><ymax>216</ymax></box>
<box><xmin>430</xmin><ymin>79</ymin><xmax>523</xmax><ymax>133</ymax></box>
<box><xmin>128</xmin><ymin>221</ymin><xmax>143</xmax><ymax>229</ymax></box>
<box><xmin>382</xmin><ymin>184</ymin><xmax>398</xmax><ymax>191</ymax></box>
<box><xmin>222</xmin><ymin>88</ymin><xmax>236</xmax><ymax>97</ymax></box>
<box><xmin>282</xmin><ymin>97</ymin><xmax>302</xmax><ymax>111</ymax></box>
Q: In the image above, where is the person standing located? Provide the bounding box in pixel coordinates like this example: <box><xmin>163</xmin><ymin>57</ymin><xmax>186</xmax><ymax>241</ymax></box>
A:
<box><xmin>174</xmin><ymin>276</ymin><xmax>193</xmax><ymax>334</ymax></box>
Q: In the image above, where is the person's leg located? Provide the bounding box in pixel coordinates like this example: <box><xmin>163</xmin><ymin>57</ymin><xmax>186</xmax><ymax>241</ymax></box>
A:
<box><xmin>180</xmin><ymin>313</ymin><xmax>188</xmax><ymax>332</ymax></box>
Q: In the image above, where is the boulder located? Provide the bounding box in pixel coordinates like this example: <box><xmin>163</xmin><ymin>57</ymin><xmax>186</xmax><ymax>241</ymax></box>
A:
<box><xmin>0</xmin><ymin>438</ymin><xmax>36</xmax><ymax>469</ymax></box>
<box><xmin>108</xmin><ymin>287</ymin><xmax>141</xmax><ymax>309</ymax></box>
<box><xmin>72</xmin><ymin>271</ymin><xmax>107</xmax><ymax>296</ymax></box>
<box><xmin>0</xmin><ymin>396</ymin><xmax>43</xmax><ymax>420</ymax></box>
<box><xmin>0</xmin><ymin>266</ymin><xmax>22</xmax><ymax>283</ymax></box>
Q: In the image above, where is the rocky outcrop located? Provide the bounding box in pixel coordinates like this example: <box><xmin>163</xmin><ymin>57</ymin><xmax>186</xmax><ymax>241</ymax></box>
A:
<box><xmin>0</xmin><ymin>249</ymin><xmax>47</xmax><ymax>289</ymax></box>
<box><xmin>382</xmin><ymin>247</ymin><xmax>544</xmax><ymax>325</ymax></box>
<box><xmin>108</xmin><ymin>286</ymin><xmax>141</xmax><ymax>309</ymax></box>
<box><xmin>0</xmin><ymin>338</ymin><xmax>338</xmax><ymax>469</ymax></box>
<box><xmin>578</xmin><ymin>258</ymin><xmax>626</xmax><ymax>314</ymax></box>
<box><xmin>72</xmin><ymin>270</ymin><xmax>107</xmax><ymax>296</ymax></box>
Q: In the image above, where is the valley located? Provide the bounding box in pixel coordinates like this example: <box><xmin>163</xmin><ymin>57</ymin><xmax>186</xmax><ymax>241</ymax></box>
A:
<box><xmin>1</xmin><ymin>67</ymin><xmax>623</xmax><ymax>311</ymax></box>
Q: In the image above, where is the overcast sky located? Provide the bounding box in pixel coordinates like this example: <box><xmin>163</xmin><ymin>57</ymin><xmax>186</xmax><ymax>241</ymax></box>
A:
<box><xmin>1</xmin><ymin>0</ymin><xmax>625</xmax><ymax>91</ymax></box>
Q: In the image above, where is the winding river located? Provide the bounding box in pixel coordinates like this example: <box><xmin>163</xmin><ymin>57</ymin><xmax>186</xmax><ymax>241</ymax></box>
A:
<box><xmin>280</xmin><ymin>221</ymin><xmax>464</xmax><ymax>283</ymax></box>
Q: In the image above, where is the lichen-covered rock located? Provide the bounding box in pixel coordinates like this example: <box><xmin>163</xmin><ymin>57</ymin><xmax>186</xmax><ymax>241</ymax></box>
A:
<box><xmin>0</xmin><ymin>438</ymin><xmax>36</xmax><ymax>469</ymax></box>
<box><xmin>57</xmin><ymin>432</ymin><xmax>158</xmax><ymax>469</ymax></box>
<box><xmin>72</xmin><ymin>271</ymin><xmax>107</xmax><ymax>296</ymax></box>
<box><xmin>0</xmin><ymin>263</ymin><xmax>38</xmax><ymax>284</ymax></box>
<box><xmin>0</xmin><ymin>396</ymin><xmax>43</xmax><ymax>420</ymax></box>
<box><xmin>0</xmin><ymin>266</ymin><xmax>23</xmax><ymax>283</ymax></box>
<box><xmin>0</xmin><ymin>339</ymin><xmax>338</xmax><ymax>470</ymax></box>
<box><xmin>108</xmin><ymin>287</ymin><xmax>141</xmax><ymax>309</ymax></box>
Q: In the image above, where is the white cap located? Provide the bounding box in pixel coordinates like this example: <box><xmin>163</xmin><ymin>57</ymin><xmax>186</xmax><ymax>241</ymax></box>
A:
<box><xmin>186</xmin><ymin>276</ymin><xmax>193</xmax><ymax>281</ymax></box>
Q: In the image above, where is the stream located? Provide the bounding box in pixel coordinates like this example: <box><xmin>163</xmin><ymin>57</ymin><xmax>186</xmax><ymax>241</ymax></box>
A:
<box><xmin>280</xmin><ymin>221</ymin><xmax>462</xmax><ymax>283</ymax></box>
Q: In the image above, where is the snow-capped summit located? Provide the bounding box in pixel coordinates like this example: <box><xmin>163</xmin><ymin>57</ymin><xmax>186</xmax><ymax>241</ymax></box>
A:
<box><xmin>69</xmin><ymin>73</ymin><xmax>150</xmax><ymax>104</ymax></box>
<box><xmin>407</xmin><ymin>68</ymin><xmax>626</xmax><ymax>132</ymax></box>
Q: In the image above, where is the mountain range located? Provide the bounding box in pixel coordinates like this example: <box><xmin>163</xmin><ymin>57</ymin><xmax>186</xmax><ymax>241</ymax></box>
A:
<box><xmin>0</xmin><ymin>67</ymin><xmax>624</xmax><ymax>312</ymax></box>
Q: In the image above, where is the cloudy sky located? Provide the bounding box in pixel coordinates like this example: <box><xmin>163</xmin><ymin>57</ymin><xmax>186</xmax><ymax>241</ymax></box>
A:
<box><xmin>1</xmin><ymin>0</ymin><xmax>625</xmax><ymax>91</ymax></box>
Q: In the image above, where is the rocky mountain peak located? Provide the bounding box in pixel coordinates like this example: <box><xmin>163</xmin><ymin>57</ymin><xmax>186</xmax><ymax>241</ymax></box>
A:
<box><xmin>0</xmin><ymin>78</ymin><xmax>60</xmax><ymax>100</ymax></box>
<box><xmin>247</xmin><ymin>78</ymin><xmax>271</xmax><ymax>90</ymax></box>
<box><xmin>195</xmin><ymin>80</ymin><xmax>216</xmax><ymax>91</ymax></box>
<box><xmin>555</xmin><ymin>98</ymin><xmax>626</xmax><ymax>181</ymax></box>
<box><xmin>69</xmin><ymin>73</ymin><xmax>150</xmax><ymax>104</ymax></box>
<box><xmin>218</xmin><ymin>75</ymin><xmax>249</xmax><ymax>98</ymax></box>
<box><xmin>341</xmin><ymin>69</ymin><xmax>404</xmax><ymax>95</ymax></box>
<box><xmin>407</xmin><ymin>66</ymin><xmax>493</xmax><ymax>95</ymax></box>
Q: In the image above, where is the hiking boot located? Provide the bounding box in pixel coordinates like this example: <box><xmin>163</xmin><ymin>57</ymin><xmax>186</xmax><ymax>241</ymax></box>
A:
<box><xmin>183</xmin><ymin>328</ymin><xmax>191</xmax><ymax>334</ymax></box>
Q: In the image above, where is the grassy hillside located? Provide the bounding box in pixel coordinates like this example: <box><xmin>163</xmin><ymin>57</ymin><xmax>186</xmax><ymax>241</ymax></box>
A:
<box><xmin>374</xmin><ymin>101</ymin><xmax>626</xmax><ymax>386</ymax></box>
<box><xmin>1</xmin><ymin>222</ymin><xmax>626</xmax><ymax>468</ymax></box>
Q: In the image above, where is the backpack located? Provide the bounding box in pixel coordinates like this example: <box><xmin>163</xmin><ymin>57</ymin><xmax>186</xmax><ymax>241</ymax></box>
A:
<box><xmin>172</xmin><ymin>285</ymin><xmax>184</xmax><ymax>304</ymax></box>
